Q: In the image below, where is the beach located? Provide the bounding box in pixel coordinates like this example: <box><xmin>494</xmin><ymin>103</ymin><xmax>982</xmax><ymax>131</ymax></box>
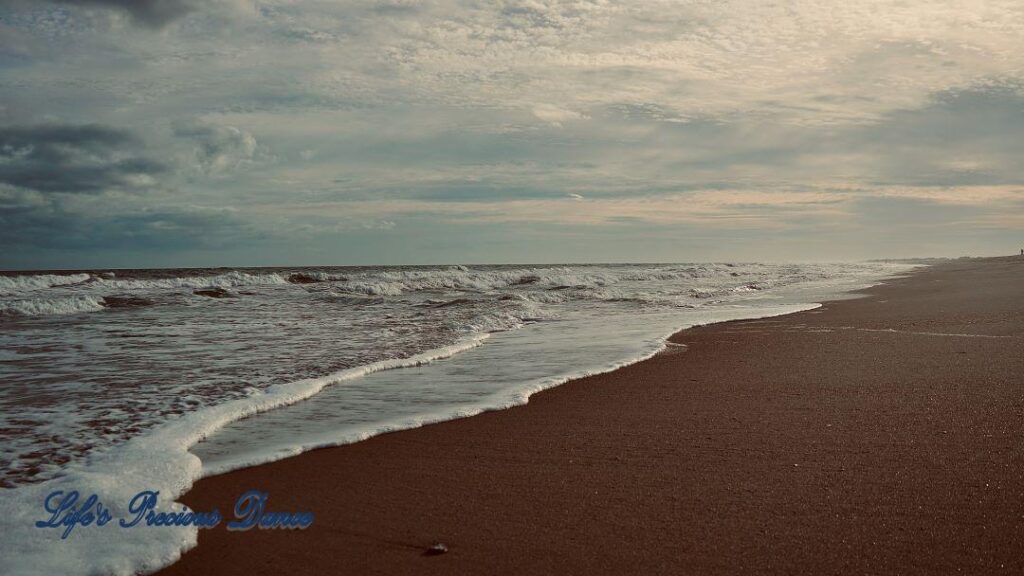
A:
<box><xmin>160</xmin><ymin>256</ymin><xmax>1024</xmax><ymax>575</ymax></box>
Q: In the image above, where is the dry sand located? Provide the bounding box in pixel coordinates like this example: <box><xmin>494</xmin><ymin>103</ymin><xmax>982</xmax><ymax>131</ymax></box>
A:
<box><xmin>160</xmin><ymin>256</ymin><xmax>1024</xmax><ymax>575</ymax></box>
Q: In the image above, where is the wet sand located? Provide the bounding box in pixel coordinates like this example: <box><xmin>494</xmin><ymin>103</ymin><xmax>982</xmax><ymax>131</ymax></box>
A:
<box><xmin>160</xmin><ymin>256</ymin><xmax>1024</xmax><ymax>575</ymax></box>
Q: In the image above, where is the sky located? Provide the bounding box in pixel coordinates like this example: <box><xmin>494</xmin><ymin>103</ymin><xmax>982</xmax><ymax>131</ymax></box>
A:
<box><xmin>1</xmin><ymin>0</ymin><xmax>1023</xmax><ymax>269</ymax></box>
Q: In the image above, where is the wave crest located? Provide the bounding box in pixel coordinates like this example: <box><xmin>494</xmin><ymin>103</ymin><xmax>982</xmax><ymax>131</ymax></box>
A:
<box><xmin>0</xmin><ymin>295</ymin><xmax>106</xmax><ymax>318</ymax></box>
<box><xmin>0</xmin><ymin>273</ymin><xmax>92</xmax><ymax>296</ymax></box>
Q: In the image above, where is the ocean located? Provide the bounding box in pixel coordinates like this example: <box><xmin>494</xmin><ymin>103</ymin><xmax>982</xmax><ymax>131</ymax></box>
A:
<box><xmin>0</xmin><ymin>262</ymin><xmax>914</xmax><ymax>574</ymax></box>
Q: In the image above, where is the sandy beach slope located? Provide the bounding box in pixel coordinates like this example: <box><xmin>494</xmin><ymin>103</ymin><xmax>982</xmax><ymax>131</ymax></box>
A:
<box><xmin>160</xmin><ymin>256</ymin><xmax>1024</xmax><ymax>575</ymax></box>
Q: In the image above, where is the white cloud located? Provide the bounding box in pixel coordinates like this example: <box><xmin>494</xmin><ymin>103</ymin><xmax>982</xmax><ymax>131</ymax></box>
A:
<box><xmin>173</xmin><ymin>120</ymin><xmax>258</xmax><ymax>174</ymax></box>
<box><xmin>532</xmin><ymin>104</ymin><xmax>585</xmax><ymax>126</ymax></box>
<box><xmin>11</xmin><ymin>0</ymin><xmax>1024</xmax><ymax>124</ymax></box>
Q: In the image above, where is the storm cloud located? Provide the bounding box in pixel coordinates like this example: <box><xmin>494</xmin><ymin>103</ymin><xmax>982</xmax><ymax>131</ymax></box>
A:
<box><xmin>0</xmin><ymin>0</ymin><xmax>204</xmax><ymax>27</ymax></box>
<box><xmin>0</xmin><ymin>124</ymin><xmax>167</xmax><ymax>195</ymax></box>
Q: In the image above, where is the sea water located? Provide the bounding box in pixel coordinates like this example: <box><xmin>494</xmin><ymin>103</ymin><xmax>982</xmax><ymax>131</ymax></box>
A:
<box><xmin>0</xmin><ymin>262</ymin><xmax>915</xmax><ymax>575</ymax></box>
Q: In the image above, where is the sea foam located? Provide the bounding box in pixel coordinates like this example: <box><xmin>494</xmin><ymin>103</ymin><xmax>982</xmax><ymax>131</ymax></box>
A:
<box><xmin>0</xmin><ymin>334</ymin><xmax>488</xmax><ymax>576</ymax></box>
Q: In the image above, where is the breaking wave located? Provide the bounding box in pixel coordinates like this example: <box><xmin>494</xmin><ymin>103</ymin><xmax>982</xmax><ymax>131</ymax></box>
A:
<box><xmin>0</xmin><ymin>295</ymin><xmax>106</xmax><ymax>318</ymax></box>
<box><xmin>0</xmin><ymin>273</ymin><xmax>92</xmax><ymax>296</ymax></box>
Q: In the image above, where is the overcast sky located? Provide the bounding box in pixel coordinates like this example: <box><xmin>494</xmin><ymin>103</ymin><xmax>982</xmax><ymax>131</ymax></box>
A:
<box><xmin>1</xmin><ymin>0</ymin><xmax>1023</xmax><ymax>268</ymax></box>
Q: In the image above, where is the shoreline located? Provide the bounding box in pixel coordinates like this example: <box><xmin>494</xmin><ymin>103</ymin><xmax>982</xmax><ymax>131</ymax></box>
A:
<box><xmin>193</xmin><ymin>301</ymin><xmax>824</xmax><ymax>480</ymax></box>
<box><xmin>160</xmin><ymin>256</ymin><xmax>1024</xmax><ymax>575</ymax></box>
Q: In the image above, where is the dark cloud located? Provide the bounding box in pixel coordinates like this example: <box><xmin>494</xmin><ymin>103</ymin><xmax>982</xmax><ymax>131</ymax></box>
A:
<box><xmin>0</xmin><ymin>145</ymin><xmax>260</xmax><ymax>259</ymax></box>
<box><xmin>0</xmin><ymin>123</ymin><xmax>167</xmax><ymax>194</ymax></box>
<box><xmin>0</xmin><ymin>121</ymin><xmax>266</xmax><ymax>261</ymax></box>
<box><xmin>24</xmin><ymin>0</ymin><xmax>201</xmax><ymax>27</ymax></box>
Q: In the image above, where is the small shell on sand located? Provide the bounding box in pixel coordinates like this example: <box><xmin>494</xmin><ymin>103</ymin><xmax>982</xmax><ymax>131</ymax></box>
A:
<box><xmin>425</xmin><ymin>543</ymin><xmax>448</xmax><ymax>556</ymax></box>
